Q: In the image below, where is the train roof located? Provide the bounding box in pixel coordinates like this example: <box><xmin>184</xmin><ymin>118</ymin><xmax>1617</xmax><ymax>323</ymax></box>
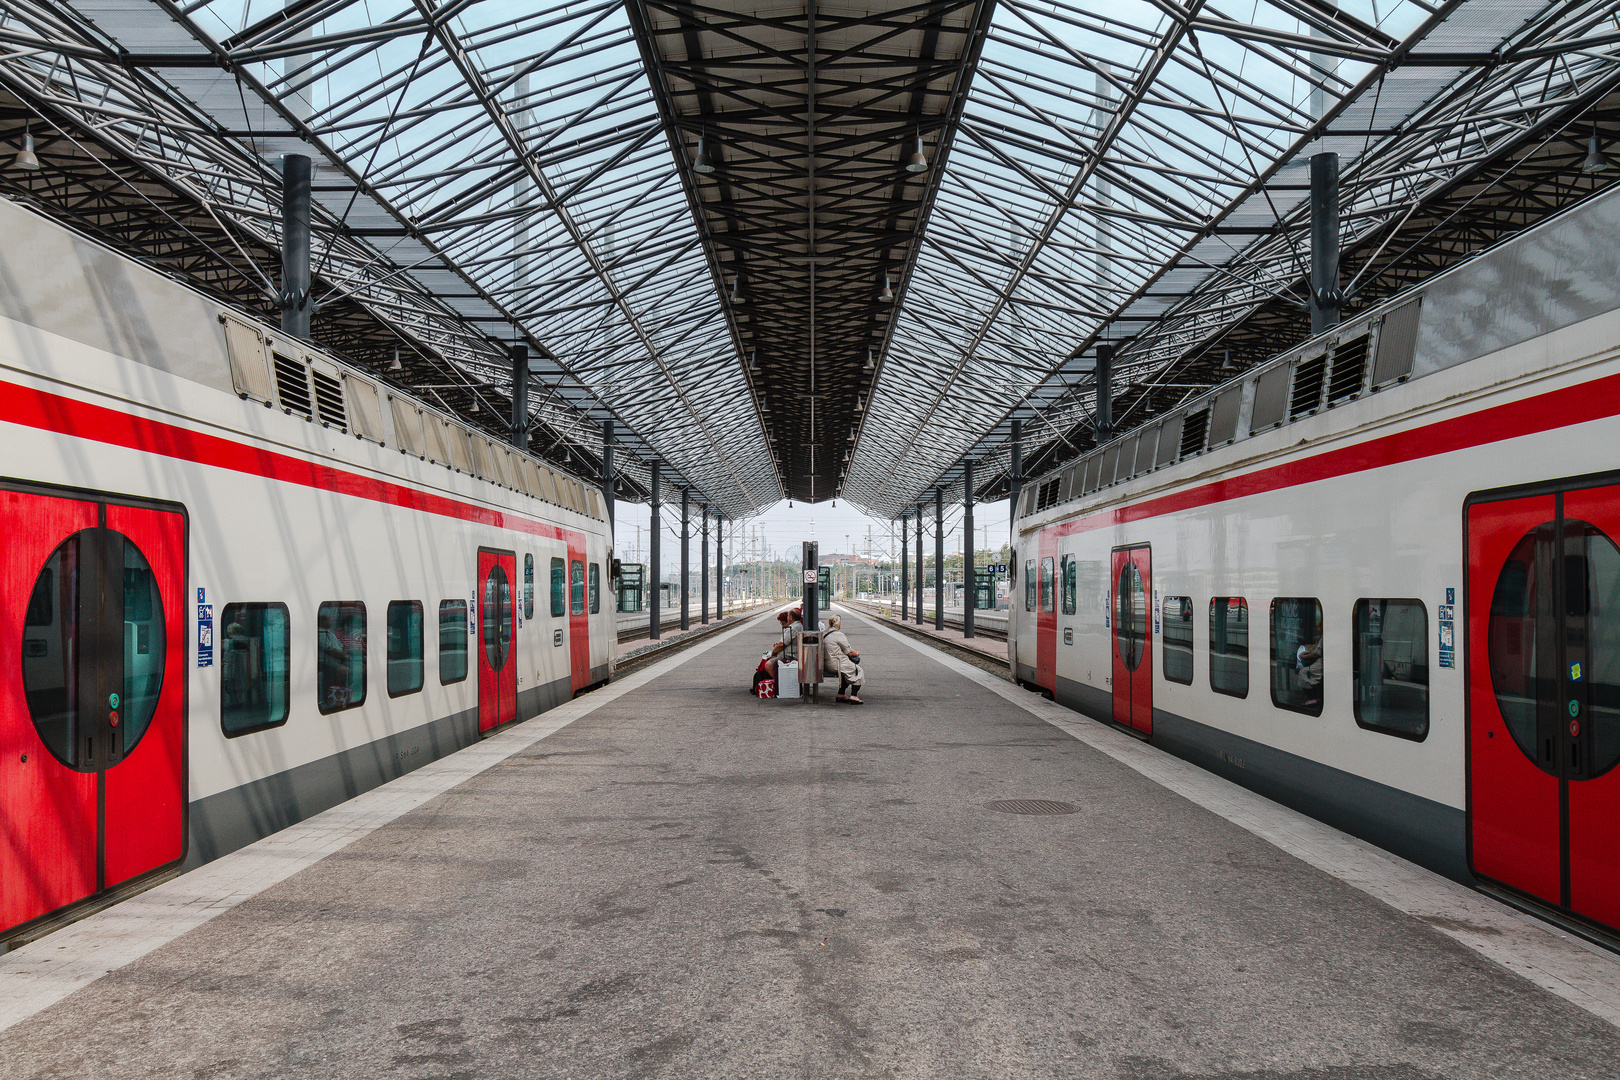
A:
<box><xmin>1017</xmin><ymin>181</ymin><xmax>1620</xmax><ymax>525</ymax></box>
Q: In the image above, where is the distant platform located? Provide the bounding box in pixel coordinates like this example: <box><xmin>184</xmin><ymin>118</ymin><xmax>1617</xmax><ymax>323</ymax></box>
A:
<box><xmin>1</xmin><ymin>609</ymin><xmax>1616</xmax><ymax>1076</ymax></box>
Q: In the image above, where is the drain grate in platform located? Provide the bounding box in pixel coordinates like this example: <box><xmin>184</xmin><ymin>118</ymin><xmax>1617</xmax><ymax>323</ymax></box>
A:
<box><xmin>984</xmin><ymin>799</ymin><xmax>1077</xmax><ymax>815</ymax></box>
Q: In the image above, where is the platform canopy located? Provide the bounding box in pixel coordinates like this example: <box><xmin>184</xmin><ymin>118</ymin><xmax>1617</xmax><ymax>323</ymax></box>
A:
<box><xmin>2</xmin><ymin>0</ymin><xmax>1619</xmax><ymax>518</ymax></box>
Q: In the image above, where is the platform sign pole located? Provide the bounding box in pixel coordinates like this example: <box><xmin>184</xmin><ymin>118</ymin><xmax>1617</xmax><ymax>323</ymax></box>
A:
<box><xmin>680</xmin><ymin>488</ymin><xmax>690</xmax><ymax>632</ymax></box>
<box><xmin>963</xmin><ymin>461</ymin><xmax>975</xmax><ymax>639</ymax></box>
<box><xmin>934</xmin><ymin>489</ymin><xmax>944</xmax><ymax>631</ymax></box>
<box><xmin>716</xmin><ymin>517</ymin><xmax>724</xmax><ymax>620</ymax></box>
<box><xmin>900</xmin><ymin>514</ymin><xmax>909</xmax><ymax>622</ymax></box>
<box><xmin>649</xmin><ymin>461</ymin><xmax>661</xmax><ymax>640</ymax></box>
<box><xmin>915</xmin><ymin>506</ymin><xmax>924</xmax><ymax>625</ymax></box>
<box><xmin>802</xmin><ymin>541</ymin><xmax>818</xmax><ymax>632</ymax></box>
<box><xmin>700</xmin><ymin>508</ymin><xmax>710</xmax><ymax>624</ymax></box>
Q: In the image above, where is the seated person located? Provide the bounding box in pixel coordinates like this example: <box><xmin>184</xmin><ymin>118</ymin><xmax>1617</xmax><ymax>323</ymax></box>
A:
<box><xmin>821</xmin><ymin>614</ymin><xmax>864</xmax><ymax>704</ymax></box>
<box><xmin>1295</xmin><ymin>640</ymin><xmax>1323</xmax><ymax>706</ymax></box>
<box><xmin>766</xmin><ymin>609</ymin><xmax>802</xmax><ymax>681</ymax></box>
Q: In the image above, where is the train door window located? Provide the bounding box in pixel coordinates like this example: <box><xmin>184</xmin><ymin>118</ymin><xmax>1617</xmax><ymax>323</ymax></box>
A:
<box><xmin>550</xmin><ymin>557</ymin><xmax>566</xmax><ymax>617</ymax></box>
<box><xmin>589</xmin><ymin>563</ymin><xmax>601</xmax><ymax>614</ymax></box>
<box><xmin>1025</xmin><ymin>560</ymin><xmax>1036</xmax><ymax>611</ymax></box>
<box><xmin>220</xmin><ymin>603</ymin><xmax>290</xmax><ymax>736</ymax></box>
<box><xmin>1061</xmin><ymin>556</ymin><xmax>1077</xmax><ymax>615</ymax></box>
<box><xmin>1270</xmin><ymin>597</ymin><xmax>1324</xmax><ymax>716</ymax></box>
<box><xmin>438</xmin><ymin>600</ymin><xmax>468</xmax><ymax>684</ymax></box>
<box><xmin>387</xmin><ymin>600</ymin><xmax>424</xmax><ymax>697</ymax></box>
<box><xmin>1209</xmin><ymin>597</ymin><xmax>1250</xmax><ymax>698</ymax></box>
<box><xmin>1039</xmin><ymin>558</ymin><xmax>1055</xmax><ymax>613</ymax></box>
<box><xmin>317</xmin><ymin>601</ymin><xmax>367</xmax><ymax>714</ymax></box>
<box><xmin>523</xmin><ymin>554</ymin><xmax>535</xmax><ymax>620</ymax></box>
<box><xmin>22</xmin><ymin>530</ymin><xmax>169</xmax><ymax>766</ymax></box>
<box><xmin>1353</xmin><ymin>599</ymin><xmax>1428</xmax><ymax>740</ymax></box>
<box><xmin>1163</xmin><ymin>596</ymin><xmax>1194</xmax><ymax>684</ymax></box>
<box><xmin>571</xmin><ymin>559</ymin><xmax>586</xmax><ymax>615</ymax></box>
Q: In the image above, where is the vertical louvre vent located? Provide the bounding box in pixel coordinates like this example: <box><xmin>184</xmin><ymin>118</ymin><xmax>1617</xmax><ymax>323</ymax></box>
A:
<box><xmin>273</xmin><ymin>353</ymin><xmax>312</xmax><ymax>419</ymax></box>
<box><xmin>311</xmin><ymin>371</ymin><xmax>347</xmax><ymax>430</ymax></box>
<box><xmin>1179</xmin><ymin>409</ymin><xmax>1209</xmax><ymax>458</ymax></box>
<box><xmin>1036</xmin><ymin>478</ymin><xmax>1061</xmax><ymax>511</ymax></box>
<box><xmin>1327</xmin><ymin>335</ymin><xmax>1369</xmax><ymax>405</ymax></box>
<box><xmin>1289</xmin><ymin>353</ymin><xmax>1328</xmax><ymax>419</ymax></box>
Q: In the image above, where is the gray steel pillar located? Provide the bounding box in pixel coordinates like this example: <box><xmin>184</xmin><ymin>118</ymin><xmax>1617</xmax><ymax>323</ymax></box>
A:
<box><xmin>715</xmin><ymin>517</ymin><xmax>724</xmax><ymax>620</ymax></box>
<box><xmin>600</xmin><ymin>419</ymin><xmax>615</xmax><ymax>533</ymax></box>
<box><xmin>509</xmin><ymin>343</ymin><xmax>528</xmax><ymax>449</ymax></box>
<box><xmin>934</xmin><ymin>489</ymin><xmax>944</xmax><ymax>631</ymax></box>
<box><xmin>802</xmin><ymin>541</ymin><xmax>818</xmax><ymax>632</ymax></box>
<box><xmin>279</xmin><ymin>153</ymin><xmax>313</xmax><ymax>340</ymax></box>
<box><xmin>1310</xmin><ymin>151</ymin><xmax>1342</xmax><ymax>336</ymax></box>
<box><xmin>963</xmin><ymin>462</ymin><xmax>975</xmax><ymax>639</ymax></box>
<box><xmin>915</xmin><ymin>506</ymin><xmax>924</xmax><ymax>624</ymax></box>
<box><xmin>649</xmin><ymin>462</ymin><xmax>661</xmax><ymax>640</ymax></box>
<box><xmin>700</xmin><ymin>508</ymin><xmax>710</xmax><ymax>624</ymax></box>
<box><xmin>680</xmin><ymin>488</ymin><xmax>690</xmax><ymax>632</ymax></box>
<box><xmin>1095</xmin><ymin>344</ymin><xmax>1113</xmax><ymax>443</ymax></box>
<box><xmin>1008</xmin><ymin>419</ymin><xmax>1022</xmax><ymax>530</ymax></box>
<box><xmin>900</xmin><ymin>514</ymin><xmax>909</xmax><ymax>622</ymax></box>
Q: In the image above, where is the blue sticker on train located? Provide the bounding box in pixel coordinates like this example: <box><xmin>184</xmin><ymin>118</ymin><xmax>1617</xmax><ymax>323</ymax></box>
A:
<box><xmin>1437</xmin><ymin>592</ymin><xmax>1455</xmax><ymax>669</ymax></box>
<box><xmin>197</xmin><ymin>590</ymin><xmax>214</xmax><ymax>668</ymax></box>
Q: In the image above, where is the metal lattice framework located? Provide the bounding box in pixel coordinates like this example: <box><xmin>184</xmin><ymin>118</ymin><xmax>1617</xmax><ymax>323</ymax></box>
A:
<box><xmin>3</xmin><ymin>0</ymin><xmax>1620</xmax><ymax>521</ymax></box>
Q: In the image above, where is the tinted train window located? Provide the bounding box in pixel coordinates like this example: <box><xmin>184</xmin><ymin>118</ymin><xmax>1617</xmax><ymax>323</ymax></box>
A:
<box><xmin>1061</xmin><ymin>556</ymin><xmax>1077</xmax><ymax>615</ymax></box>
<box><xmin>387</xmin><ymin>600</ymin><xmax>424</xmax><ymax>697</ymax></box>
<box><xmin>1039</xmin><ymin>557</ymin><xmax>1055</xmax><ymax>613</ymax></box>
<box><xmin>551</xmin><ymin>557</ymin><xmax>566</xmax><ymax>617</ymax></box>
<box><xmin>589</xmin><ymin>563</ymin><xmax>601</xmax><ymax>614</ymax></box>
<box><xmin>1270</xmin><ymin>597</ymin><xmax>1323</xmax><ymax>716</ymax></box>
<box><xmin>1354</xmin><ymin>599</ymin><xmax>1428</xmax><ymax>740</ymax></box>
<box><xmin>571</xmin><ymin>559</ymin><xmax>586</xmax><ymax>615</ymax></box>
<box><xmin>1025</xmin><ymin>560</ymin><xmax>1036</xmax><ymax>611</ymax></box>
<box><xmin>220</xmin><ymin>603</ymin><xmax>289</xmax><ymax>736</ymax></box>
<box><xmin>1209</xmin><ymin>597</ymin><xmax>1249</xmax><ymax>698</ymax></box>
<box><xmin>523</xmin><ymin>553</ymin><xmax>535</xmax><ymax>620</ymax></box>
<box><xmin>1163</xmin><ymin>595</ymin><xmax>1194</xmax><ymax>684</ymax></box>
<box><xmin>439</xmin><ymin>600</ymin><xmax>468</xmax><ymax>684</ymax></box>
<box><xmin>317</xmin><ymin>601</ymin><xmax>366</xmax><ymax>714</ymax></box>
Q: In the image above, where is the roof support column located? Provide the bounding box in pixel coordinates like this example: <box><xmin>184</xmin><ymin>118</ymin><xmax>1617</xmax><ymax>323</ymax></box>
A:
<box><xmin>649</xmin><ymin>462</ymin><xmax>661</xmax><ymax>640</ymax></box>
<box><xmin>963</xmin><ymin>462</ymin><xmax>975</xmax><ymax>639</ymax></box>
<box><xmin>279</xmin><ymin>153</ymin><xmax>312</xmax><ymax>341</ymax></box>
<box><xmin>600</xmin><ymin>420</ymin><xmax>615</xmax><ymax>534</ymax></box>
<box><xmin>1008</xmin><ymin>419</ymin><xmax>1022</xmax><ymax>536</ymax></box>
<box><xmin>700</xmin><ymin>508</ymin><xmax>710</xmax><ymax>624</ymax></box>
<box><xmin>1095</xmin><ymin>345</ymin><xmax>1113</xmax><ymax>443</ymax></box>
<box><xmin>916</xmin><ymin>506</ymin><xmax>925</xmax><ymax>625</ymax></box>
<box><xmin>715</xmin><ymin>517</ymin><xmax>724</xmax><ymax>620</ymax></box>
<box><xmin>1310</xmin><ymin>151</ymin><xmax>1343</xmax><ymax>336</ymax></box>
<box><xmin>900</xmin><ymin>514</ymin><xmax>909</xmax><ymax>623</ymax></box>
<box><xmin>680</xmin><ymin>488</ymin><xmax>690</xmax><ymax>632</ymax></box>
<box><xmin>934</xmin><ymin>490</ymin><xmax>944</xmax><ymax>632</ymax></box>
<box><xmin>509</xmin><ymin>343</ymin><xmax>528</xmax><ymax>449</ymax></box>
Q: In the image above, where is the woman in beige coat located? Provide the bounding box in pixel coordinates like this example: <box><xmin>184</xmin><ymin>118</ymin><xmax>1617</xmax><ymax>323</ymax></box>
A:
<box><xmin>822</xmin><ymin>614</ymin><xmax>864</xmax><ymax>704</ymax></box>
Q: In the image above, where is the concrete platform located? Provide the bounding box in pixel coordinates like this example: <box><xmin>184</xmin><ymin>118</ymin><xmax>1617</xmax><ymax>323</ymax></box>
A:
<box><xmin>2</xmin><ymin>609</ymin><xmax>1618</xmax><ymax>1078</ymax></box>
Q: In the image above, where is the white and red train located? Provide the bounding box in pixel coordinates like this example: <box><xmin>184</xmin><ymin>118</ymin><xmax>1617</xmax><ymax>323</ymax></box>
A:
<box><xmin>1010</xmin><ymin>184</ymin><xmax>1620</xmax><ymax>940</ymax></box>
<box><xmin>0</xmin><ymin>195</ymin><xmax>616</xmax><ymax>943</ymax></box>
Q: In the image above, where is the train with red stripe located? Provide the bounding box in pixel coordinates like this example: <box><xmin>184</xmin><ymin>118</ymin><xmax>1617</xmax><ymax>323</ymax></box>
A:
<box><xmin>0</xmin><ymin>195</ymin><xmax>615</xmax><ymax>945</ymax></box>
<box><xmin>1009</xmin><ymin>184</ymin><xmax>1620</xmax><ymax>942</ymax></box>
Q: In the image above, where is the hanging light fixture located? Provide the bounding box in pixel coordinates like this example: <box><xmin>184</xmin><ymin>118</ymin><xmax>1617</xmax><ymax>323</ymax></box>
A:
<box><xmin>11</xmin><ymin>124</ymin><xmax>41</xmax><ymax>172</ymax></box>
<box><xmin>904</xmin><ymin>132</ymin><xmax>929</xmax><ymax>175</ymax></box>
<box><xmin>730</xmin><ymin>272</ymin><xmax>744</xmax><ymax>302</ymax></box>
<box><xmin>1584</xmin><ymin>123</ymin><xmax>1610</xmax><ymax>174</ymax></box>
<box><xmin>388</xmin><ymin>347</ymin><xmax>403</xmax><ymax>372</ymax></box>
<box><xmin>692</xmin><ymin>132</ymin><xmax>716</xmax><ymax>174</ymax></box>
<box><xmin>879</xmin><ymin>271</ymin><xmax>893</xmax><ymax>302</ymax></box>
<box><xmin>865</xmin><ymin>348</ymin><xmax>875</xmax><ymax>371</ymax></box>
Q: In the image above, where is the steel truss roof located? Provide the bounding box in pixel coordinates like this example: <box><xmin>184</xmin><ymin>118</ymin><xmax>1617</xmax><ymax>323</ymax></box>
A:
<box><xmin>843</xmin><ymin>0</ymin><xmax>1620</xmax><ymax>519</ymax></box>
<box><xmin>4</xmin><ymin>0</ymin><xmax>1620</xmax><ymax>522</ymax></box>
<box><xmin>0</xmin><ymin>0</ymin><xmax>774</xmax><ymax>518</ymax></box>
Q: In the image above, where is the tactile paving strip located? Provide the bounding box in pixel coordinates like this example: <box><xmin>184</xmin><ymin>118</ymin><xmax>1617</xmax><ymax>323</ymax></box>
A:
<box><xmin>984</xmin><ymin>799</ymin><xmax>1077</xmax><ymax>815</ymax></box>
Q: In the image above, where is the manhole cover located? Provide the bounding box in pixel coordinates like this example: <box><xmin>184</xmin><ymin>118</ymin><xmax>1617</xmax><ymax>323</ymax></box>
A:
<box><xmin>984</xmin><ymin>799</ymin><xmax>1077</xmax><ymax>815</ymax></box>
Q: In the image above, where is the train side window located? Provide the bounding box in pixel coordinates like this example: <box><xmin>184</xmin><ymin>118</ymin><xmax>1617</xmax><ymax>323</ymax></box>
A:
<box><xmin>387</xmin><ymin>600</ymin><xmax>424</xmax><ymax>697</ymax></box>
<box><xmin>1354</xmin><ymin>599</ymin><xmax>1429</xmax><ymax>740</ymax></box>
<box><xmin>1270</xmin><ymin>597</ymin><xmax>1324</xmax><ymax>717</ymax></box>
<box><xmin>1025</xmin><ymin>560</ymin><xmax>1036</xmax><ymax>611</ymax></box>
<box><xmin>1061</xmin><ymin>556</ymin><xmax>1077</xmax><ymax>615</ymax></box>
<box><xmin>1163</xmin><ymin>596</ymin><xmax>1194</xmax><ymax>684</ymax></box>
<box><xmin>317</xmin><ymin>601</ymin><xmax>367</xmax><ymax>714</ymax></box>
<box><xmin>589</xmin><ymin>563</ymin><xmax>601</xmax><ymax>614</ymax></box>
<box><xmin>571</xmin><ymin>559</ymin><xmax>586</xmax><ymax>615</ymax></box>
<box><xmin>550</xmin><ymin>557</ymin><xmax>566</xmax><ymax>617</ymax></box>
<box><xmin>221</xmin><ymin>603</ymin><xmax>289</xmax><ymax>736</ymax></box>
<box><xmin>523</xmin><ymin>554</ymin><xmax>535</xmax><ymax>620</ymax></box>
<box><xmin>438</xmin><ymin>600</ymin><xmax>468</xmax><ymax>684</ymax></box>
<box><xmin>1209</xmin><ymin>597</ymin><xmax>1249</xmax><ymax>698</ymax></box>
<box><xmin>1039</xmin><ymin>557</ymin><xmax>1055</xmax><ymax>613</ymax></box>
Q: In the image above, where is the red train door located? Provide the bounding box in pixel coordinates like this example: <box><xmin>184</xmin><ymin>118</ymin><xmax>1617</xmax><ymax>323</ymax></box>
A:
<box><xmin>567</xmin><ymin>543</ymin><xmax>590</xmax><ymax>695</ymax></box>
<box><xmin>1468</xmin><ymin>480</ymin><xmax>1620</xmax><ymax>931</ymax></box>
<box><xmin>1035</xmin><ymin>530</ymin><xmax>1057</xmax><ymax>693</ymax></box>
<box><xmin>1111</xmin><ymin>545</ymin><xmax>1153</xmax><ymax>735</ymax></box>
<box><xmin>477</xmin><ymin>549</ymin><xmax>517</xmax><ymax>732</ymax></box>
<box><xmin>0</xmin><ymin>488</ymin><xmax>186</xmax><ymax>938</ymax></box>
